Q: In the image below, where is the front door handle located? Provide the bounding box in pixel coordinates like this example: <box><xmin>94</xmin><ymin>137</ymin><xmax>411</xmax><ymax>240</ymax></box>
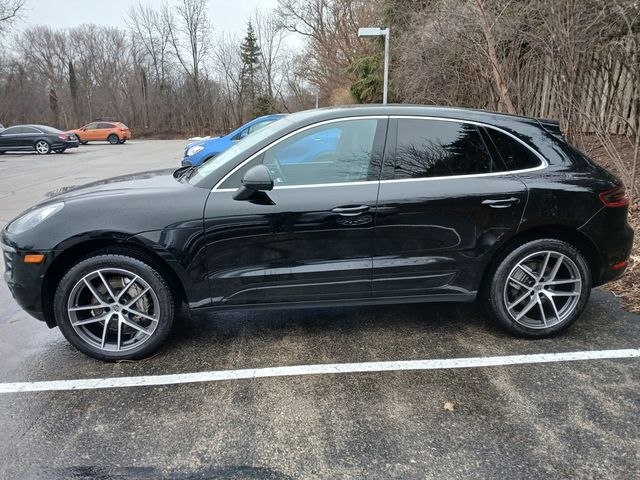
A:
<box><xmin>332</xmin><ymin>205</ymin><xmax>370</xmax><ymax>216</ymax></box>
<box><xmin>482</xmin><ymin>197</ymin><xmax>520</xmax><ymax>208</ymax></box>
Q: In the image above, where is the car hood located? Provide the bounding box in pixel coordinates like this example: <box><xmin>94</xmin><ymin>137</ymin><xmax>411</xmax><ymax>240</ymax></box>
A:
<box><xmin>44</xmin><ymin>169</ymin><xmax>184</xmax><ymax>203</ymax></box>
<box><xmin>186</xmin><ymin>136</ymin><xmax>221</xmax><ymax>149</ymax></box>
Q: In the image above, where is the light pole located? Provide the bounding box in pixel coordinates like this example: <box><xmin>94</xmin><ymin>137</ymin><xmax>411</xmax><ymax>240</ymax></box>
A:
<box><xmin>358</xmin><ymin>27</ymin><xmax>390</xmax><ymax>105</ymax></box>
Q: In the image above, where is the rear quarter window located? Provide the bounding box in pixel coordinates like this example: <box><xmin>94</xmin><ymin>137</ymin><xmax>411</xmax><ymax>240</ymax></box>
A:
<box><xmin>485</xmin><ymin>127</ymin><xmax>541</xmax><ymax>171</ymax></box>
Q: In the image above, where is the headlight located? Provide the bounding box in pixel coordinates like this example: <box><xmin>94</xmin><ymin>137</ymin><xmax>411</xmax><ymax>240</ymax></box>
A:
<box><xmin>186</xmin><ymin>145</ymin><xmax>204</xmax><ymax>157</ymax></box>
<box><xmin>7</xmin><ymin>202</ymin><xmax>64</xmax><ymax>234</ymax></box>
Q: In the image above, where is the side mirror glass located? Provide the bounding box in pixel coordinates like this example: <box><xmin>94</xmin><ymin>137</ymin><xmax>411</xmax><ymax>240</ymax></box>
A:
<box><xmin>233</xmin><ymin>165</ymin><xmax>274</xmax><ymax>201</ymax></box>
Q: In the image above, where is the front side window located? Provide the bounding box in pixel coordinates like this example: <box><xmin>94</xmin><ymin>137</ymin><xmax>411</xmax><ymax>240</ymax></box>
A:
<box><xmin>191</xmin><ymin>117</ymin><xmax>292</xmax><ymax>183</ymax></box>
<box><xmin>394</xmin><ymin>119</ymin><xmax>495</xmax><ymax>179</ymax></box>
<box><xmin>221</xmin><ymin>119</ymin><xmax>381</xmax><ymax>188</ymax></box>
<box><xmin>84</xmin><ymin>123</ymin><xmax>98</xmax><ymax>130</ymax></box>
<box><xmin>1</xmin><ymin>127</ymin><xmax>20</xmax><ymax>135</ymax></box>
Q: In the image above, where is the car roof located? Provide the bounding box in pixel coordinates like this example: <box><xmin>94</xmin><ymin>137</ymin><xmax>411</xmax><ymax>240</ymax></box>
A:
<box><xmin>285</xmin><ymin>105</ymin><xmax>558</xmax><ymax>130</ymax></box>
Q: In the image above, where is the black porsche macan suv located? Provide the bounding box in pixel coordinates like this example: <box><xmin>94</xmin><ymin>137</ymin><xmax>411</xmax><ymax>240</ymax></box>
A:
<box><xmin>1</xmin><ymin>106</ymin><xmax>633</xmax><ymax>361</ymax></box>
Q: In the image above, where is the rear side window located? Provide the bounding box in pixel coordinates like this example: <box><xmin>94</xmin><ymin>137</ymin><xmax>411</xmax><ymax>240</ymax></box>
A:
<box><xmin>485</xmin><ymin>128</ymin><xmax>541</xmax><ymax>171</ymax></box>
<box><xmin>98</xmin><ymin>123</ymin><xmax>114</xmax><ymax>129</ymax></box>
<box><xmin>393</xmin><ymin>119</ymin><xmax>495</xmax><ymax>179</ymax></box>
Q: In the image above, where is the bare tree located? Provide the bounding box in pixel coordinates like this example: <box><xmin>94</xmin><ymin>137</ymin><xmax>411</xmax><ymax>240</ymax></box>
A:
<box><xmin>277</xmin><ymin>0</ymin><xmax>377</xmax><ymax>104</ymax></box>
<box><xmin>0</xmin><ymin>0</ymin><xmax>25</xmax><ymax>29</ymax></box>
<box><xmin>251</xmin><ymin>8</ymin><xmax>288</xmax><ymax>105</ymax></box>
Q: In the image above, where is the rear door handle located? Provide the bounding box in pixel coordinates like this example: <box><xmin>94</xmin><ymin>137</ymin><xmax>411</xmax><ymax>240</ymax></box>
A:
<box><xmin>332</xmin><ymin>205</ymin><xmax>370</xmax><ymax>216</ymax></box>
<box><xmin>482</xmin><ymin>197</ymin><xmax>520</xmax><ymax>208</ymax></box>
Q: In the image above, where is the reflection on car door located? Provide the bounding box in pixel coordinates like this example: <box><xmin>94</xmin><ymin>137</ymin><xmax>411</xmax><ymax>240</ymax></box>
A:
<box><xmin>373</xmin><ymin>117</ymin><xmax>529</xmax><ymax>298</ymax></box>
<box><xmin>202</xmin><ymin>117</ymin><xmax>388</xmax><ymax>306</ymax></box>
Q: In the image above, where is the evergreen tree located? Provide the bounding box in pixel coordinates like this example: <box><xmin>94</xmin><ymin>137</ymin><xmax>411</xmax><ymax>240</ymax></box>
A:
<box><xmin>240</xmin><ymin>21</ymin><xmax>262</xmax><ymax>118</ymax></box>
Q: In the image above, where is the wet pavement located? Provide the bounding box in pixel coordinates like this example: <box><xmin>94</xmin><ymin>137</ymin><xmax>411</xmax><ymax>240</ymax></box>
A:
<box><xmin>0</xmin><ymin>142</ymin><xmax>638</xmax><ymax>479</ymax></box>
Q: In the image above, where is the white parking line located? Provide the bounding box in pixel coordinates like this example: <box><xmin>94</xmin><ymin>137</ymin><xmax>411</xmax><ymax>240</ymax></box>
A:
<box><xmin>0</xmin><ymin>348</ymin><xmax>638</xmax><ymax>394</ymax></box>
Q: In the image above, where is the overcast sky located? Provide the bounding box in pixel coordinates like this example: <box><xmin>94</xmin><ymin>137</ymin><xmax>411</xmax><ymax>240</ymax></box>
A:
<box><xmin>20</xmin><ymin>0</ymin><xmax>282</xmax><ymax>37</ymax></box>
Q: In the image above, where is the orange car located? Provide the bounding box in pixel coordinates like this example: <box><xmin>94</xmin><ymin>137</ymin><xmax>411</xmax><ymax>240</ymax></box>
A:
<box><xmin>69</xmin><ymin>121</ymin><xmax>131</xmax><ymax>145</ymax></box>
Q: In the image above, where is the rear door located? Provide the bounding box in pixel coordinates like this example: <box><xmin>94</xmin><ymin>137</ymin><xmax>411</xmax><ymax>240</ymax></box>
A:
<box><xmin>97</xmin><ymin>123</ymin><xmax>115</xmax><ymax>140</ymax></box>
<box><xmin>373</xmin><ymin>117</ymin><xmax>530</xmax><ymax>298</ymax></box>
<box><xmin>17</xmin><ymin>126</ymin><xmax>41</xmax><ymax>149</ymax></box>
<box><xmin>203</xmin><ymin>117</ymin><xmax>388</xmax><ymax>306</ymax></box>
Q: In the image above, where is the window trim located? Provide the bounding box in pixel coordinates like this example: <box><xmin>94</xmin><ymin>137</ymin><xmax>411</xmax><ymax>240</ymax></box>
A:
<box><xmin>212</xmin><ymin>115</ymin><xmax>547</xmax><ymax>192</ymax></box>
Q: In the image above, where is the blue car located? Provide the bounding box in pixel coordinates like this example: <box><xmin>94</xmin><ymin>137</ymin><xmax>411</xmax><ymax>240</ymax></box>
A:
<box><xmin>182</xmin><ymin>114</ymin><xmax>285</xmax><ymax>167</ymax></box>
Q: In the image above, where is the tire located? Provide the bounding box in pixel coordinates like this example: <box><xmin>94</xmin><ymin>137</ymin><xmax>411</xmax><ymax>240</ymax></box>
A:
<box><xmin>35</xmin><ymin>140</ymin><xmax>51</xmax><ymax>154</ymax></box>
<box><xmin>119</xmin><ymin>138</ymin><xmax>127</xmax><ymax>144</ymax></box>
<box><xmin>54</xmin><ymin>253</ymin><xmax>176</xmax><ymax>361</ymax></box>
<box><xmin>54</xmin><ymin>148</ymin><xmax>67</xmax><ymax>154</ymax></box>
<box><xmin>108</xmin><ymin>134</ymin><xmax>120</xmax><ymax>145</ymax></box>
<box><xmin>484</xmin><ymin>239</ymin><xmax>591</xmax><ymax>338</ymax></box>
<box><xmin>80</xmin><ymin>140</ymin><xmax>88</xmax><ymax>145</ymax></box>
<box><xmin>0</xmin><ymin>150</ymin><xmax>5</xmax><ymax>155</ymax></box>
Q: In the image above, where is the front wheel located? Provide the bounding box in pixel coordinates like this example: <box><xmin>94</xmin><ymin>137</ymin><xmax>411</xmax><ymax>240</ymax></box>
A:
<box><xmin>54</xmin><ymin>253</ymin><xmax>177</xmax><ymax>361</ymax></box>
<box><xmin>108</xmin><ymin>134</ymin><xmax>120</xmax><ymax>145</ymax></box>
<box><xmin>485</xmin><ymin>239</ymin><xmax>591</xmax><ymax>337</ymax></box>
<box><xmin>35</xmin><ymin>140</ymin><xmax>51</xmax><ymax>154</ymax></box>
<box><xmin>119</xmin><ymin>138</ymin><xmax>127</xmax><ymax>144</ymax></box>
<box><xmin>54</xmin><ymin>148</ymin><xmax>67</xmax><ymax>154</ymax></box>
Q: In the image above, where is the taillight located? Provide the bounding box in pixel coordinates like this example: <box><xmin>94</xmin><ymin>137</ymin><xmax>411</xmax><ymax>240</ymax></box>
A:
<box><xmin>599</xmin><ymin>185</ymin><xmax>629</xmax><ymax>207</ymax></box>
<box><xmin>58</xmin><ymin>134</ymin><xmax>70</xmax><ymax>141</ymax></box>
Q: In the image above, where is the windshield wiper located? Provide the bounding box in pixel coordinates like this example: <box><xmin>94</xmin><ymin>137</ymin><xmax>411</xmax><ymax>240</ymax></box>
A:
<box><xmin>173</xmin><ymin>165</ymin><xmax>196</xmax><ymax>182</ymax></box>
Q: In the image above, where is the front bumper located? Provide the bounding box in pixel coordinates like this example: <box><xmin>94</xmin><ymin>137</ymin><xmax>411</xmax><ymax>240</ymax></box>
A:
<box><xmin>2</xmin><ymin>242</ymin><xmax>52</xmax><ymax>324</ymax></box>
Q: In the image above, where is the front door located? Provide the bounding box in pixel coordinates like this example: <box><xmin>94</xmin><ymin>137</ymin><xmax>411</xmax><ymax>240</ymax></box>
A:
<box><xmin>203</xmin><ymin>117</ymin><xmax>388</xmax><ymax>306</ymax></box>
<box><xmin>373</xmin><ymin>117</ymin><xmax>529</xmax><ymax>298</ymax></box>
<box><xmin>83</xmin><ymin>123</ymin><xmax>100</xmax><ymax>141</ymax></box>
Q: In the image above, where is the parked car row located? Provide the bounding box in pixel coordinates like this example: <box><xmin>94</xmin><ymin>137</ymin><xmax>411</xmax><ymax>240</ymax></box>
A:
<box><xmin>0</xmin><ymin>120</ymin><xmax>131</xmax><ymax>155</ymax></box>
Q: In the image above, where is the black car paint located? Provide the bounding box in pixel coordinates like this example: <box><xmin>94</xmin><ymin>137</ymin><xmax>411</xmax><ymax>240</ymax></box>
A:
<box><xmin>0</xmin><ymin>124</ymin><xmax>79</xmax><ymax>153</ymax></box>
<box><xmin>1</xmin><ymin>106</ymin><xmax>633</xmax><ymax>328</ymax></box>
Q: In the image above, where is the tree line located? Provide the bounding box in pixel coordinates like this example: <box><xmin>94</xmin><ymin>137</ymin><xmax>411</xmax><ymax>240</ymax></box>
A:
<box><xmin>0</xmin><ymin>0</ymin><xmax>637</xmax><ymax>166</ymax></box>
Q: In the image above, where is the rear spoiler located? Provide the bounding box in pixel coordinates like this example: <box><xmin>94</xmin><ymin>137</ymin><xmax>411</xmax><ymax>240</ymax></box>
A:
<box><xmin>536</xmin><ymin>118</ymin><xmax>563</xmax><ymax>138</ymax></box>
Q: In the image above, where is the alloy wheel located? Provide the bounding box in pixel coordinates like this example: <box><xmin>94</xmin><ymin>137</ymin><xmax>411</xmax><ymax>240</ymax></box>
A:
<box><xmin>503</xmin><ymin>250</ymin><xmax>582</xmax><ymax>329</ymax></box>
<box><xmin>67</xmin><ymin>268</ymin><xmax>160</xmax><ymax>352</ymax></box>
<box><xmin>35</xmin><ymin>141</ymin><xmax>50</xmax><ymax>154</ymax></box>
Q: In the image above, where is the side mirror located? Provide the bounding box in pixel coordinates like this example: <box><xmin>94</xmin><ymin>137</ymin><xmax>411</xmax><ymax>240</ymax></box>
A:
<box><xmin>233</xmin><ymin>165</ymin><xmax>274</xmax><ymax>201</ymax></box>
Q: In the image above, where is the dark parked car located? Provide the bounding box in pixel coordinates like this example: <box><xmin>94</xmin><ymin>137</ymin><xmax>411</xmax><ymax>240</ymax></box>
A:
<box><xmin>0</xmin><ymin>125</ymin><xmax>79</xmax><ymax>154</ymax></box>
<box><xmin>1</xmin><ymin>106</ymin><xmax>633</xmax><ymax>361</ymax></box>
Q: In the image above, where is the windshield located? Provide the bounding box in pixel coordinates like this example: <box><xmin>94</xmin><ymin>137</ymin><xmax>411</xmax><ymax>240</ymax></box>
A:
<box><xmin>190</xmin><ymin>117</ymin><xmax>293</xmax><ymax>183</ymax></box>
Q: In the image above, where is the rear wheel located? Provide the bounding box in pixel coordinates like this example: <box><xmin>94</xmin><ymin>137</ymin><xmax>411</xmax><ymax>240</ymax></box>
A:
<box><xmin>108</xmin><ymin>134</ymin><xmax>120</xmax><ymax>145</ymax></box>
<box><xmin>485</xmin><ymin>239</ymin><xmax>591</xmax><ymax>337</ymax></box>
<box><xmin>54</xmin><ymin>253</ymin><xmax>176</xmax><ymax>361</ymax></box>
<box><xmin>35</xmin><ymin>140</ymin><xmax>51</xmax><ymax>154</ymax></box>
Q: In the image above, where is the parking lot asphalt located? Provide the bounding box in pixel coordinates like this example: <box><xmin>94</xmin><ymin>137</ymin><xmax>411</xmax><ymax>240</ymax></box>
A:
<box><xmin>0</xmin><ymin>141</ymin><xmax>638</xmax><ymax>479</ymax></box>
